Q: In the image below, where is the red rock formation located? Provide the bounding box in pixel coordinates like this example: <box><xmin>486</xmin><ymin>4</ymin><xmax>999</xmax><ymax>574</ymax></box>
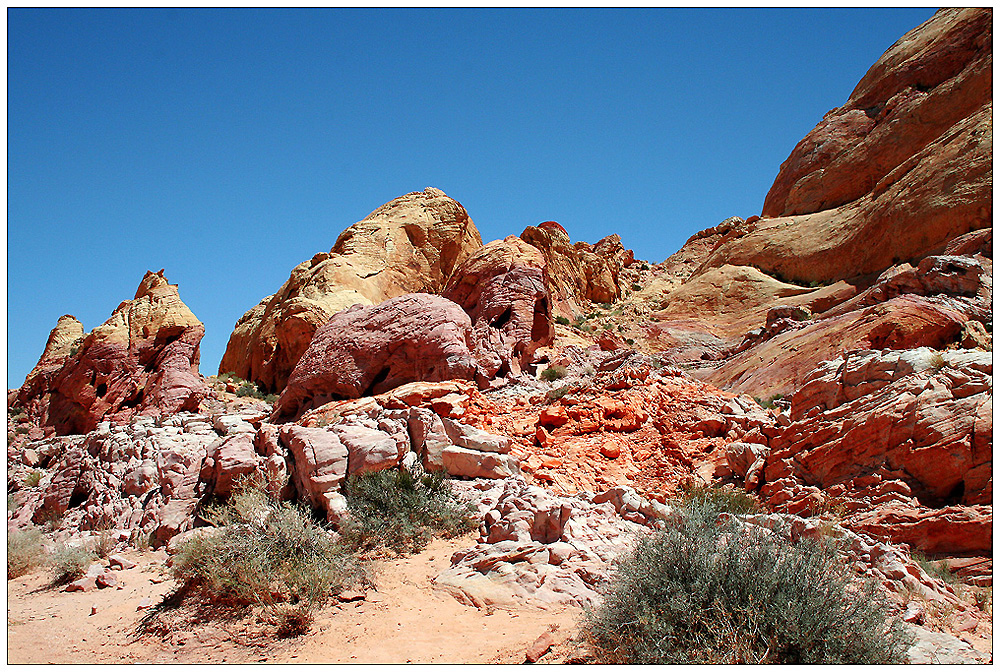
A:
<box><xmin>272</xmin><ymin>293</ymin><xmax>485</xmax><ymax>421</ymax></box>
<box><xmin>520</xmin><ymin>221</ymin><xmax>634</xmax><ymax>317</ymax></box>
<box><xmin>746</xmin><ymin>348</ymin><xmax>992</xmax><ymax>554</ymax></box>
<box><xmin>700</xmin><ymin>8</ymin><xmax>991</xmax><ymax>284</ymax></box>
<box><xmin>220</xmin><ymin>188</ymin><xmax>483</xmax><ymax>393</ymax></box>
<box><xmin>15</xmin><ymin>271</ymin><xmax>208</xmax><ymax>435</ymax></box>
<box><xmin>443</xmin><ymin>235</ymin><xmax>555</xmax><ymax>375</ymax></box>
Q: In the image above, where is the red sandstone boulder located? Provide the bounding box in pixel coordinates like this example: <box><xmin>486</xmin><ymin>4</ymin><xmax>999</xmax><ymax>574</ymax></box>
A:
<box><xmin>15</xmin><ymin>271</ymin><xmax>208</xmax><ymax>435</ymax></box>
<box><xmin>443</xmin><ymin>236</ymin><xmax>555</xmax><ymax>375</ymax></box>
<box><xmin>220</xmin><ymin>188</ymin><xmax>483</xmax><ymax>393</ymax></box>
<box><xmin>272</xmin><ymin>293</ymin><xmax>484</xmax><ymax>421</ymax></box>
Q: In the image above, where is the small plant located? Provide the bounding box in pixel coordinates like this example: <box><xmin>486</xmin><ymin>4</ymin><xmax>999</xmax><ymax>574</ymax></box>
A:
<box><xmin>48</xmin><ymin>544</ymin><xmax>97</xmax><ymax>585</ymax></box>
<box><xmin>546</xmin><ymin>386</ymin><xmax>570</xmax><ymax>401</ymax></box>
<box><xmin>625</xmin><ymin>338</ymin><xmax>635</xmax><ymax>346</ymax></box>
<box><xmin>675</xmin><ymin>483</ymin><xmax>761</xmax><ymax>516</ymax></box>
<box><xmin>929</xmin><ymin>352</ymin><xmax>946</xmax><ymax>372</ymax></box>
<box><xmin>755</xmin><ymin>393</ymin><xmax>785</xmax><ymax>410</ymax></box>
<box><xmin>69</xmin><ymin>345</ymin><xmax>80</xmax><ymax>357</ymax></box>
<box><xmin>631</xmin><ymin>283</ymin><xmax>642</xmax><ymax>292</ymax></box>
<box><xmin>93</xmin><ymin>529</ymin><xmax>118</xmax><ymax>558</ymax></box>
<box><xmin>912</xmin><ymin>552</ymin><xmax>958</xmax><ymax>585</ymax></box>
<box><xmin>171</xmin><ymin>478</ymin><xmax>362</xmax><ymax>620</ymax></box>
<box><xmin>8</xmin><ymin>406</ymin><xmax>26</xmax><ymax>421</ymax></box>
<box><xmin>23</xmin><ymin>470</ymin><xmax>43</xmax><ymax>488</ymax></box>
<box><xmin>8</xmin><ymin>526</ymin><xmax>46</xmax><ymax>579</ymax></box>
<box><xmin>640</xmin><ymin>263</ymin><xmax>650</xmax><ymax>271</ymax></box>
<box><xmin>555</xmin><ymin>315</ymin><xmax>571</xmax><ymax>326</ymax></box>
<box><xmin>540</xmin><ymin>365</ymin><xmax>568</xmax><ymax>382</ymax></box>
<box><xmin>340</xmin><ymin>464</ymin><xmax>476</xmax><ymax>555</ymax></box>
<box><xmin>583</xmin><ymin>501</ymin><xmax>912</xmax><ymax>664</ymax></box>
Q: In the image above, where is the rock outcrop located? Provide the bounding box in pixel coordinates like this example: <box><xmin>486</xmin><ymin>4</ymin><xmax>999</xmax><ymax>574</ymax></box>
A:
<box><xmin>520</xmin><ymin>221</ymin><xmax>634</xmax><ymax>317</ymax></box>
<box><xmin>443</xmin><ymin>236</ymin><xmax>555</xmax><ymax>376</ymax></box>
<box><xmin>272</xmin><ymin>294</ymin><xmax>483</xmax><ymax>421</ymax></box>
<box><xmin>699</xmin><ymin>8</ymin><xmax>991</xmax><ymax>284</ymax></box>
<box><xmin>737</xmin><ymin>348</ymin><xmax>992</xmax><ymax>555</ymax></box>
<box><xmin>220</xmin><ymin>188</ymin><xmax>482</xmax><ymax>393</ymax></box>
<box><xmin>14</xmin><ymin>271</ymin><xmax>208</xmax><ymax>435</ymax></box>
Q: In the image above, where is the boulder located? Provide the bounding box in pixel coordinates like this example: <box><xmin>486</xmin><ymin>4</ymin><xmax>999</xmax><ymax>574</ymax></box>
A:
<box><xmin>220</xmin><ymin>188</ymin><xmax>483</xmax><ymax>393</ymax></box>
<box><xmin>15</xmin><ymin>271</ymin><xmax>208</xmax><ymax>435</ymax></box>
<box><xmin>272</xmin><ymin>293</ymin><xmax>485</xmax><ymax>421</ymax></box>
<box><xmin>279</xmin><ymin>425</ymin><xmax>349</xmax><ymax>523</ymax></box>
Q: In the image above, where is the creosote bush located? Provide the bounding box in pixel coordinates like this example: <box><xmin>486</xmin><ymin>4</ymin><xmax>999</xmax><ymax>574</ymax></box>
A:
<box><xmin>171</xmin><ymin>478</ymin><xmax>363</xmax><ymax>614</ymax></box>
<box><xmin>584</xmin><ymin>501</ymin><xmax>912</xmax><ymax>664</ymax></box>
<box><xmin>8</xmin><ymin>526</ymin><xmax>45</xmax><ymax>579</ymax></box>
<box><xmin>540</xmin><ymin>365</ymin><xmax>568</xmax><ymax>382</ymax></box>
<box><xmin>340</xmin><ymin>464</ymin><xmax>476</xmax><ymax>555</ymax></box>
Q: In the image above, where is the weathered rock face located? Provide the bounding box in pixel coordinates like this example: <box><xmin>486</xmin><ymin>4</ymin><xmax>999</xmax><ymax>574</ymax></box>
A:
<box><xmin>520</xmin><ymin>221</ymin><xmax>634</xmax><ymax>317</ymax></box>
<box><xmin>220</xmin><ymin>188</ymin><xmax>483</xmax><ymax>393</ymax></box>
<box><xmin>701</xmin><ymin>8</ymin><xmax>991</xmax><ymax>284</ymax></box>
<box><xmin>740</xmin><ymin>348</ymin><xmax>992</xmax><ymax>555</ymax></box>
<box><xmin>15</xmin><ymin>271</ymin><xmax>208</xmax><ymax>435</ymax></box>
<box><xmin>272</xmin><ymin>293</ymin><xmax>484</xmax><ymax>421</ymax></box>
<box><xmin>443</xmin><ymin>236</ymin><xmax>555</xmax><ymax>375</ymax></box>
<box><xmin>699</xmin><ymin>292</ymin><xmax>986</xmax><ymax>399</ymax></box>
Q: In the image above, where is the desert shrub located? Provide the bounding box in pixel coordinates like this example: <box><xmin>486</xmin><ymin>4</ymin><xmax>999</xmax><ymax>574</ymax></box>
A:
<box><xmin>8</xmin><ymin>405</ymin><xmax>26</xmax><ymax>421</ymax></box>
<box><xmin>912</xmin><ymin>552</ymin><xmax>957</xmax><ymax>585</ymax></box>
<box><xmin>8</xmin><ymin>527</ymin><xmax>46</xmax><ymax>579</ymax></box>
<box><xmin>676</xmin><ymin>483</ymin><xmax>761</xmax><ymax>517</ymax></box>
<box><xmin>340</xmin><ymin>464</ymin><xmax>476</xmax><ymax>555</ymax></box>
<box><xmin>555</xmin><ymin>315</ymin><xmax>570</xmax><ymax>326</ymax></box>
<box><xmin>625</xmin><ymin>338</ymin><xmax>635</xmax><ymax>346</ymax></box>
<box><xmin>546</xmin><ymin>386</ymin><xmax>569</xmax><ymax>401</ymax></box>
<box><xmin>540</xmin><ymin>365</ymin><xmax>567</xmax><ymax>382</ymax></box>
<box><xmin>584</xmin><ymin>502</ymin><xmax>912</xmax><ymax>664</ymax></box>
<box><xmin>755</xmin><ymin>393</ymin><xmax>784</xmax><ymax>410</ymax></box>
<box><xmin>171</xmin><ymin>479</ymin><xmax>362</xmax><ymax>611</ymax></box>
<box><xmin>49</xmin><ymin>544</ymin><xmax>97</xmax><ymax>585</ymax></box>
<box><xmin>23</xmin><ymin>470</ymin><xmax>43</xmax><ymax>488</ymax></box>
<box><xmin>640</xmin><ymin>263</ymin><xmax>650</xmax><ymax>271</ymax></box>
<box><xmin>93</xmin><ymin>529</ymin><xmax>118</xmax><ymax>558</ymax></box>
<box><xmin>631</xmin><ymin>283</ymin><xmax>642</xmax><ymax>292</ymax></box>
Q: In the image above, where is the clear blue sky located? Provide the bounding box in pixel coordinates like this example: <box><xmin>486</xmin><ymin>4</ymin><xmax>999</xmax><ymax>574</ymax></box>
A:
<box><xmin>8</xmin><ymin>8</ymin><xmax>937</xmax><ymax>389</ymax></box>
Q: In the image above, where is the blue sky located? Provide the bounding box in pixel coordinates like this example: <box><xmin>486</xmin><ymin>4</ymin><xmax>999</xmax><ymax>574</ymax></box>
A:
<box><xmin>7</xmin><ymin>8</ymin><xmax>937</xmax><ymax>388</ymax></box>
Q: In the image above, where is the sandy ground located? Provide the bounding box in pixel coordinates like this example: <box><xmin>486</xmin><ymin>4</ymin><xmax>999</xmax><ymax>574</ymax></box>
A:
<box><xmin>7</xmin><ymin>536</ymin><xmax>581</xmax><ymax>665</ymax></box>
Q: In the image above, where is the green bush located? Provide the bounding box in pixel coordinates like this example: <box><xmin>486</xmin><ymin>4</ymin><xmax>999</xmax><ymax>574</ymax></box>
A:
<box><xmin>546</xmin><ymin>386</ymin><xmax>569</xmax><ymax>401</ymax></box>
<box><xmin>171</xmin><ymin>480</ymin><xmax>362</xmax><ymax>612</ymax></box>
<box><xmin>676</xmin><ymin>483</ymin><xmax>761</xmax><ymax>517</ymax></box>
<box><xmin>23</xmin><ymin>470</ymin><xmax>43</xmax><ymax>488</ymax></box>
<box><xmin>48</xmin><ymin>544</ymin><xmax>97</xmax><ymax>585</ymax></box>
<box><xmin>584</xmin><ymin>503</ymin><xmax>912</xmax><ymax>664</ymax></box>
<box><xmin>554</xmin><ymin>315</ymin><xmax>571</xmax><ymax>326</ymax></box>
<box><xmin>340</xmin><ymin>464</ymin><xmax>476</xmax><ymax>555</ymax></box>
<box><xmin>8</xmin><ymin>527</ymin><xmax>45</xmax><ymax>579</ymax></box>
<box><xmin>540</xmin><ymin>365</ymin><xmax>568</xmax><ymax>382</ymax></box>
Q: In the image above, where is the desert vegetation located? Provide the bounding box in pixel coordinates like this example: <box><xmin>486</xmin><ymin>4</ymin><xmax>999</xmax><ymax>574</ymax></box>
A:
<box><xmin>583</xmin><ymin>499</ymin><xmax>913</xmax><ymax>664</ymax></box>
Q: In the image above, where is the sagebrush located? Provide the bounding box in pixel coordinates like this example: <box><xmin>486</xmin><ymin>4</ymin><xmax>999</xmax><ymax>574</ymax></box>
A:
<box><xmin>171</xmin><ymin>480</ymin><xmax>362</xmax><ymax>612</ymax></box>
<box><xmin>584</xmin><ymin>502</ymin><xmax>912</xmax><ymax>664</ymax></box>
<box><xmin>340</xmin><ymin>464</ymin><xmax>476</xmax><ymax>555</ymax></box>
<box><xmin>8</xmin><ymin>527</ymin><xmax>45</xmax><ymax>579</ymax></box>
